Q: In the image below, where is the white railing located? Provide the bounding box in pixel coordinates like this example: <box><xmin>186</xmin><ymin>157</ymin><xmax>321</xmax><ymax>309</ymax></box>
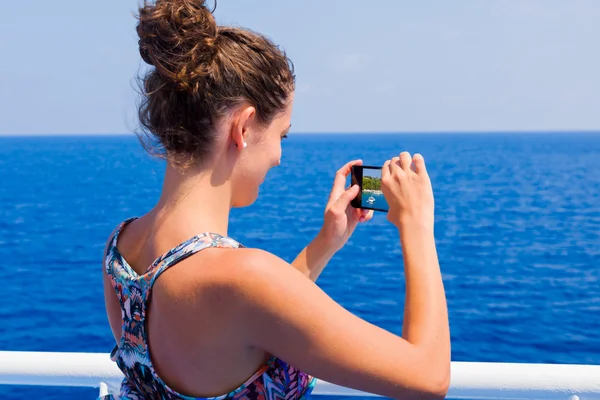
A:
<box><xmin>0</xmin><ymin>351</ymin><xmax>599</xmax><ymax>399</ymax></box>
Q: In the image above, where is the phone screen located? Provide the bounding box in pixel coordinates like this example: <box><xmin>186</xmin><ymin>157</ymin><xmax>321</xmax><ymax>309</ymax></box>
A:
<box><xmin>351</xmin><ymin>166</ymin><xmax>389</xmax><ymax>212</ymax></box>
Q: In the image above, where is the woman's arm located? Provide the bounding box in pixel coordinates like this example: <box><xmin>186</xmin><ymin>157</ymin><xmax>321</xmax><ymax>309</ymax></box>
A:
<box><xmin>233</xmin><ymin>152</ymin><xmax>450</xmax><ymax>399</ymax></box>
<box><xmin>290</xmin><ymin>232</ymin><xmax>336</xmax><ymax>281</ymax></box>
<box><xmin>291</xmin><ymin>159</ymin><xmax>372</xmax><ymax>281</ymax></box>
<box><xmin>225</xmin><ymin>239</ymin><xmax>450</xmax><ymax>400</ymax></box>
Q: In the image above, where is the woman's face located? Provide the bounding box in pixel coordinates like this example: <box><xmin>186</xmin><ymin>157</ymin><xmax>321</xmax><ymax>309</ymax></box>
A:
<box><xmin>230</xmin><ymin>93</ymin><xmax>294</xmax><ymax>208</ymax></box>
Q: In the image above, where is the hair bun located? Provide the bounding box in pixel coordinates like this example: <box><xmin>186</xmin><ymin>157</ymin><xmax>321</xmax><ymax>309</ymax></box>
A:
<box><xmin>136</xmin><ymin>0</ymin><xmax>218</xmax><ymax>87</ymax></box>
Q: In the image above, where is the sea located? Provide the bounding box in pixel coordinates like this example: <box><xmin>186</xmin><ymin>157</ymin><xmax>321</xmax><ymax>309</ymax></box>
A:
<box><xmin>0</xmin><ymin>133</ymin><xmax>599</xmax><ymax>399</ymax></box>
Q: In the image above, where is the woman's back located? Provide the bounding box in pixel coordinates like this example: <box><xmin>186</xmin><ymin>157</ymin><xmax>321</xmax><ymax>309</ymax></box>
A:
<box><xmin>103</xmin><ymin>216</ymin><xmax>316</xmax><ymax>398</ymax></box>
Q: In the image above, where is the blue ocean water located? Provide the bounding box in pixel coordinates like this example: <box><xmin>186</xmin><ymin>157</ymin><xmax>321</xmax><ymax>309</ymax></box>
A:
<box><xmin>0</xmin><ymin>133</ymin><xmax>599</xmax><ymax>399</ymax></box>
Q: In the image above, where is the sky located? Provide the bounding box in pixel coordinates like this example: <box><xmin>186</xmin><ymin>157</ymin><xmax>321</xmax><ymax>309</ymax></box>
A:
<box><xmin>364</xmin><ymin>169</ymin><xmax>382</xmax><ymax>179</ymax></box>
<box><xmin>1</xmin><ymin>1</ymin><xmax>599</xmax><ymax>135</ymax></box>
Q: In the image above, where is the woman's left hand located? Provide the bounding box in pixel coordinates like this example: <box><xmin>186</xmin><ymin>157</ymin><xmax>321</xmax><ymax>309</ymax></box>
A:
<box><xmin>316</xmin><ymin>160</ymin><xmax>374</xmax><ymax>253</ymax></box>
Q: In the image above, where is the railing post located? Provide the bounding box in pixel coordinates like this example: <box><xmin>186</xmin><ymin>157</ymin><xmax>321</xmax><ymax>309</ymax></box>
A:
<box><xmin>98</xmin><ymin>382</ymin><xmax>109</xmax><ymax>397</ymax></box>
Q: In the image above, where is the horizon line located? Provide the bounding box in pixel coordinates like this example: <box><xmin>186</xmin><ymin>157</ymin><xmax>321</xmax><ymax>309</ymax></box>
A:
<box><xmin>1</xmin><ymin>130</ymin><xmax>599</xmax><ymax>137</ymax></box>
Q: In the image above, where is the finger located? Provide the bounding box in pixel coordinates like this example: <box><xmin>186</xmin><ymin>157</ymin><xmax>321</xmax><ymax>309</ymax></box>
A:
<box><xmin>413</xmin><ymin>153</ymin><xmax>428</xmax><ymax>175</ymax></box>
<box><xmin>329</xmin><ymin>159</ymin><xmax>363</xmax><ymax>202</ymax></box>
<box><xmin>354</xmin><ymin>207</ymin><xmax>364</xmax><ymax>221</ymax></box>
<box><xmin>362</xmin><ymin>209</ymin><xmax>374</xmax><ymax>223</ymax></box>
<box><xmin>382</xmin><ymin>159</ymin><xmax>391</xmax><ymax>180</ymax></box>
<box><xmin>390</xmin><ymin>156</ymin><xmax>401</xmax><ymax>175</ymax></box>
<box><xmin>399</xmin><ymin>152</ymin><xmax>412</xmax><ymax>172</ymax></box>
<box><xmin>334</xmin><ymin>184</ymin><xmax>360</xmax><ymax>211</ymax></box>
<box><xmin>354</xmin><ymin>207</ymin><xmax>368</xmax><ymax>222</ymax></box>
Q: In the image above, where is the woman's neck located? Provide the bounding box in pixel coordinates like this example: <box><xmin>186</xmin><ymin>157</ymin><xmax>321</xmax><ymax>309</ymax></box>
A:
<box><xmin>151</xmin><ymin>162</ymin><xmax>232</xmax><ymax>238</ymax></box>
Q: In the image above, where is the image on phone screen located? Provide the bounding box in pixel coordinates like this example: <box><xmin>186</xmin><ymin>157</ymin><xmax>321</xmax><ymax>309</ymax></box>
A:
<box><xmin>351</xmin><ymin>166</ymin><xmax>389</xmax><ymax>212</ymax></box>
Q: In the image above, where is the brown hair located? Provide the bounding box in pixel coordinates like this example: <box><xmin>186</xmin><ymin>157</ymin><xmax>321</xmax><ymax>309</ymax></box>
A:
<box><xmin>135</xmin><ymin>0</ymin><xmax>295</xmax><ymax>166</ymax></box>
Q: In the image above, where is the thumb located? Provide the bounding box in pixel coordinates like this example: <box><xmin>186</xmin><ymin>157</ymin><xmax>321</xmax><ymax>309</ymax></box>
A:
<box><xmin>334</xmin><ymin>184</ymin><xmax>360</xmax><ymax>210</ymax></box>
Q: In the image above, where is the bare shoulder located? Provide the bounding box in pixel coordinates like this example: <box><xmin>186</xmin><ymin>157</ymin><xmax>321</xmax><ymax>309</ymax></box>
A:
<box><xmin>192</xmin><ymin>246</ymin><xmax>310</xmax><ymax>301</ymax></box>
<box><xmin>214</xmin><ymin>247</ymin><xmax>305</xmax><ymax>285</ymax></box>
<box><xmin>148</xmin><ymin>247</ymin><xmax>296</xmax><ymax>307</ymax></box>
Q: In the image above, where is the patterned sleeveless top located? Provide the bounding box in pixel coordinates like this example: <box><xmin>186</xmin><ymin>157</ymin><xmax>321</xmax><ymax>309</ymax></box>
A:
<box><xmin>101</xmin><ymin>218</ymin><xmax>316</xmax><ymax>400</ymax></box>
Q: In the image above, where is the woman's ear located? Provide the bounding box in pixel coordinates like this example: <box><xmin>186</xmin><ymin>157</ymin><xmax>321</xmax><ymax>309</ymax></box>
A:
<box><xmin>231</xmin><ymin>105</ymin><xmax>256</xmax><ymax>150</ymax></box>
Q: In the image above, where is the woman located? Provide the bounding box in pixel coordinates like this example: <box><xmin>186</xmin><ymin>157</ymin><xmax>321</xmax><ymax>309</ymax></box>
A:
<box><xmin>102</xmin><ymin>1</ymin><xmax>450</xmax><ymax>399</ymax></box>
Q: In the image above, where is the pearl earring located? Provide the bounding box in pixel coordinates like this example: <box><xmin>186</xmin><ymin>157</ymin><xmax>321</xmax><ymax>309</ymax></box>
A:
<box><xmin>243</xmin><ymin>142</ymin><xmax>248</xmax><ymax>149</ymax></box>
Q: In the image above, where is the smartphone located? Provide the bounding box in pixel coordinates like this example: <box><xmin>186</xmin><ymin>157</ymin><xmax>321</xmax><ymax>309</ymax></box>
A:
<box><xmin>351</xmin><ymin>165</ymin><xmax>389</xmax><ymax>212</ymax></box>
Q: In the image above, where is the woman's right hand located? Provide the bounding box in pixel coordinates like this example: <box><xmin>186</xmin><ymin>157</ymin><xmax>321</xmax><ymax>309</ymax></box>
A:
<box><xmin>381</xmin><ymin>152</ymin><xmax>434</xmax><ymax>230</ymax></box>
